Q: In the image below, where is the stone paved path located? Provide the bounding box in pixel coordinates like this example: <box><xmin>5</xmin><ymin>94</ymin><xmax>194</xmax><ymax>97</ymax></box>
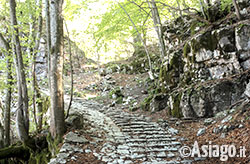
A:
<box><xmin>49</xmin><ymin>99</ymin><xmax>194</xmax><ymax>164</ymax></box>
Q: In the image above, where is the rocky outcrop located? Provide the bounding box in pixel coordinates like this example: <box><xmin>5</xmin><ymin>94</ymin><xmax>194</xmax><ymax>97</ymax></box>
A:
<box><xmin>149</xmin><ymin>1</ymin><xmax>250</xmax><ymax>118</ymax></box>
<box><xmin>180</xmin><ymin>72</ymin><xmax>250</xmax><ymax>118</ymax></box>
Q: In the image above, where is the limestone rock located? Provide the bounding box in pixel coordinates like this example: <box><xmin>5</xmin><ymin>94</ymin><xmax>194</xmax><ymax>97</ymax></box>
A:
<box><xmin>150</xmin><ymin>94</ymin><xmax>168</xmax><ymax>112</ymax></box>
<box><xmin>244</xmin><ymin>81</ymin><xmax>250</xmax><ymax>98</ymax></box>
<box><xmin>196</xmin><ymin>49</ymin><xmax>214</xmax><ymax>62</ymax></box>
<box><xmin>221</xmin><ymin>115</ymin><xmax>232</xmax><ymax>124</ymax></box>
<box><xmin>66</xmin><ymin>113</ymin><xmax>84</xmax><ymax>129</ymax></box>
<box><xmin>204</xmin><ymin>118</ymin><xmax>214</xmax><ymax>126</ymax></box>
<box><xmin>64</xmin><ymin>132</ymin><xmax>89</xmax><ymax>144</ymax></box>
<box><xmin>168</xmin><ymin>127</ymin><xmax>179</xmax><ymax>135</ymax></box>
<box><xmin>180</xmin><ymin>73</ymin><xmax>249</xmax><ymax>118</ymax></box>
<box><xmin>197</xmin><ymin>128</ymin><xmax>206</xmax><ymax>136</ymax></box>
<box><xmin>236</xmin><ymin>24</ymin><xmax>250</xmax><ymax>51</ymax></box>
<box><xmin>216</xmin><ymin>27</ymin><xmax>235</xmax><ymax>53</ymax></box>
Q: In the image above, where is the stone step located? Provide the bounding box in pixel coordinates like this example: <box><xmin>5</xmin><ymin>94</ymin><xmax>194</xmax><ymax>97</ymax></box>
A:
<box><xmin>146</xmin><ymin>134</ymin><xmax>172</xmax><ymax>138</ymax></box>
<box><xmin>147</xmin><ymin>138</ymin><xmax>177</xmax><ymax>142</ymax></box>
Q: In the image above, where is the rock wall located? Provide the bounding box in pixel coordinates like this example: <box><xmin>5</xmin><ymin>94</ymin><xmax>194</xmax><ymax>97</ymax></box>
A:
<box><xmin>151</xmin><ymin>1</ymin><xmax>250</xmax><ymax>118</ymax></box>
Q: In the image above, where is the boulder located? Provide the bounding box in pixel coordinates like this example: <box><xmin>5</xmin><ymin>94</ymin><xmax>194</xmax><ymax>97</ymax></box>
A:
<box><xmin>244</xmin><ymin>81</ymin><xmax>250</xmax><ymax>98</ymax></box>
<box><xmin>180</xmin><ymin>72</ymin><xmax>249</xmax><ymax>118</ymax></box>
<box><xmin>150</xmin><ymin>94</ymin><xmax>168</xmax><ymax>112</ymax></box>
<box><xmin>64</xmin><ymin>132</ymin><xmax>89</xmax><ymax>144</ymax></box>
<box><xmin>236</xmin><ymin>24</ymin><xmax>250</xmax><ymax>51</ymax></box>
<box><xmin>66</xmin><ymin>113</ymin><xmax>84</xmax><ymax>129</ymax></box>
<box><xmin>197</xmin><ymin>128</ymin><xmax>206</xmax><ymax>136</ymax></box>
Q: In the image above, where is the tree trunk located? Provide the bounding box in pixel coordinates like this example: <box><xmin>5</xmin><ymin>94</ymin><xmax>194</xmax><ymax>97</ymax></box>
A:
<box><xmin>65</xmin><ymin>21</ymin><xmax>74</xmax><ymax>119</ymax></box>
<box><xmin>29</xmin><ymin>18</ymin><xmax>38</xmax><ymax>130</ymax></box>
<box><xmin>45</xmin><ymin>0</ymin><xmax>51</xmax><ymax>86</ymax></box>
<box><xmin>232</xmin><ymin>0</ymin><xmax>242</xmax><ymax>20</ymax></box>
<box><xmin>4</xmin><ymin>58</ymin><xmax>12</xmax><ymax>147</ymax></box>
<box><xmin>93</xmin><ymin>34</ymin><xmax>101</xmax><ymax>75</ymax></box>
<box><xmin>31</xmin><ymin>0</ymin><xmax>43</xmax><ymax>131</ymax></box>
<box><xmin>147</xmin><ymin>0</ymin><xmax>166</xmax><ymax>63</ymax></box>
<box><xmin>0</xmin><ymin>33</ymin><xmax>12</xmax><ymax>147</ymax></box>
<box><xmin>9</xmin><ymin>0</ymin><xmax>29</xmax><ymax>142</ymax></box>
<box><xmin>49</xmin><ymin>0</ymin><xmax>65</xmax><ymax>138</ymax></box>
<box><xmin>0</xmin><ymin>123</ymin><xmax>3</xmax><ymax>149</ymax></box>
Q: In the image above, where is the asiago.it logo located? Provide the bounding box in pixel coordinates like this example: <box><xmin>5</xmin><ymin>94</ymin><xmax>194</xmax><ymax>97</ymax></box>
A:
<box><xmin>179</xmin><ymin>141</ymin><xmax>248</xmax><ymax>161</ymax></box>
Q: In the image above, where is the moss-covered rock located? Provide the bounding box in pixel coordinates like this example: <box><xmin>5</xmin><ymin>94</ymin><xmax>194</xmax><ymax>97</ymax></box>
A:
<box><xmin>109</xmin><ymin>87</ymin><xmax>123</xmax><ymax>98</ymax></box>
<box><xmin>191</xmin><ymin>31</ymin><xmax>218</xmax><ymax>53</ymax></box>
<box><xmin>140</xmin><ymin>94</ymin><xmax>153</xmax><ymax>111</ymax></box>
<box><xmin>169</xmin><ymin>92</ymin><xmax>183</xmax><ymax>118</ymax></box>
<box><xmin>183</xmin><ymin>42</ymin><xmax>191</xmax><ymax>58</ymax></box>
<box><xmin>109</xmin><ymin>87</ymin><xmax>124</xmax><ymax>104</ymax></box>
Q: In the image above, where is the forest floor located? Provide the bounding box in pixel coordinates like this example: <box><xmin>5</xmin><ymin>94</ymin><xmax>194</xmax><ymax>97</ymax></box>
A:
<box><xmin>62</xmin><ymin>67</ymin><xmax>250</xmax><ymax>164</ymax></box>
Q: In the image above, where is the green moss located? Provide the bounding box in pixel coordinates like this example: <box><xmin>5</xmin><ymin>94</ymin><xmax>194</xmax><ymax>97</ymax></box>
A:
<box><xmin>191</xmin><ymin>39</ymin><xmax>200</xmax><ymax>54</ymax></box>
<box><xmin>159</xmin><ymin>66</ymin><xmax>167</xmax><ymax>82</ymax></box>
<box><xmin>159</xmin><ymin>66</ymin><xmax>168</xmax><ymax>92</ymax></box>
<box><xmin>169</xmin><ymin>53</ymin><xmax>180</xmax><ymax>69</ymax></box>
<box><xmin>190</xmin><ymin>21</ymin><xmax>206</xmax><ymax>36</ymax></box>
<box><xmin>109</xmin><ymin>87</ymin><xmax>123</xmax><ymax>98</ymax></box>
<box><xmin>237</xmin><ymin>24</ymin><xmax>247</xmax><ymax>32</ymax></box>
<box><xmin>190</xmin><ymin>22</ymin><xmax>197</xmax><ymax>36</ymax></box>
<box><xmin>191</xmin><ymin>32</ymin><xmax>217</xmax><ymax>53</ymax></box>
<box><xmin>116</xmin><ymin>97</ymin><xmax>123</xmax><ymax>104</ymax></box>
<box><xmin>29</xmin><ymin>148</ymin><xmax>49</xmax><ymax>164</ymax></box>
<box><xmin>46</xmin><ymin>134</ymin><xmax>61</xmax><ymax>158</ymax></box>
<box><xmin>171</xmin><ymin>93</ymin><xmax>183</xmax><ymax>118</ymax></box>
<box><xmin>183</xmin><ymin>42</ymin><xmax>191</xmax><ymax>58</ymax></box>
<box><xmin>180</xmin><ymin>71</ymin><xmax>195</xmax><ymax>86</ymax></box>
<box><xmin>140</xmin><ymin>94</ymin><xmax>153</xmax><ymax>111</ymax></box>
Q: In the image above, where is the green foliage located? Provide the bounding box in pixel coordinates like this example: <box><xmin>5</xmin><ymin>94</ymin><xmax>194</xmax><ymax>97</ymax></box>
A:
<box><xmin>46</xmin><ymin>134</ymin><xmax>61</xmax><ymax>158</ymax></box>
<box><xmin>220</xmin><ymin>0</ymin><xmax>233</xmax><ymax>11</ymax></box>
<box><xmin>183</xmin><ymin>42</ymin><xmax>191</xmax><ymax>58</ymax></box>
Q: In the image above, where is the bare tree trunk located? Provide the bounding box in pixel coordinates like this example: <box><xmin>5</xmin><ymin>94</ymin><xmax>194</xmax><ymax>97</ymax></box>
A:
<box><xmin>9</xmin><ymin>0</ymin><xmax>29</xmax><ymax>142</ymax></box>
<box><xmin>32</xmin><ymin>0</ymin><xmax>43</xmax><ymax>131</ymax></box>
<box><xmin>29</xmin><ymin>19</ymin><xmax>38</xmax><ymax>129</ymax></box>
<box><xmin>199</xmin><ymin>0</ymin><xmax>207</xmax><ymax>19</ymax></box>
<box><xmin>0</xmin><ymin>33</ymin><xmax>12</xmax><ymax>147</ymax></box>
<box><xmin>45</xmin><ymin>0</ymin><xmax>51</xmax><ymax>86</ymax></box>
<box><xmin>147</xmin><ymin>0</ymin><xmax>166</xmax><ymax>63</ymax></box>
<box><xmin>50</xmin><ymin>0</ymin><xmax>65</xmax><ymax>138</ymax></box>
<box><xmin>93</xmin><ymin>34</ymin><xmax>101</xmax><ymax>74</ymax></box>
<box><xmin>232</xmin><ymin>0</ymin><xmax>242</xmax><ymax>20</ymax></box>
<box><xmin>4</xmin><ymin>59</ymin><xmax>12</xmax><ymax>147</ymax></box>
<box><xmin>64</xmin><ymin>21</ymin><xmax>73</xmax><ymax>119</ymax></box>
<box><xmin>27</xmin><ymin>14</ymin><xmax>35</xmax><ymax>79</ymax></box>
<box><xmin>0</xmin><ymin>123</ymin><xmax>3</xmax><ymax>148</ymax></box>
<box><xmin>118</xmin><ymin>2</ymin><xmax>154</xmax><ymax>79</ymax></box>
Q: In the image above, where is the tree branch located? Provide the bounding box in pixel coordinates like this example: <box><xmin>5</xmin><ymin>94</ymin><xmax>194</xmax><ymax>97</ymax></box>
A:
<box><xmin>127</xmin><ymin>0</ymin><xmax>152</xmax><ymax>18</ymax></box>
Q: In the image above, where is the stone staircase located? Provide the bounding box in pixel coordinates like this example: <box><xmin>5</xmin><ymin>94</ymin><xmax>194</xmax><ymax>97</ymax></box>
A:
<box><xmin>49</xmin><ymin>99</ymin><xmax>195</xmax><ymax>164</ymax></box>
<box><xmin>96</xmin><ymin>109</ymin><xmax>192</xmax><ymax>164</ymax></box>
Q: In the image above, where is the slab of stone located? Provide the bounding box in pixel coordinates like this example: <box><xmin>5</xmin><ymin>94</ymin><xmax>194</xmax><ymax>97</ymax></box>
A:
<box><xmin>168</xmin><ymin>127</ymin><xmax>179</xmax><ymax>135</ymax></box>
<box><xmin>117</xmin><ymin>149</ymin><xmax>130</xmax><ymax>155</ymax></box>
<box><xmin>197</xmin><ymin>128</ymin><xmax>206</xmax><ymax>136</ymax></box>
<box><xmin>221</xmin><ymin>115</ymin><xmax>232</xmax><ymax>123</ymax></box>
<box><xmin>156</xmin><ymin>152</ymin><xmax>167</xmax><ymax>158</ymax></box>
<box><xmin>64</xmin><ymin>132</ymin><xmax>89</xmax><ymax>144</ymax></box>
<box><xmin>117</xmin><ymin>145</ymin><xmax>129</xmax><ymax>149</ymax></box>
